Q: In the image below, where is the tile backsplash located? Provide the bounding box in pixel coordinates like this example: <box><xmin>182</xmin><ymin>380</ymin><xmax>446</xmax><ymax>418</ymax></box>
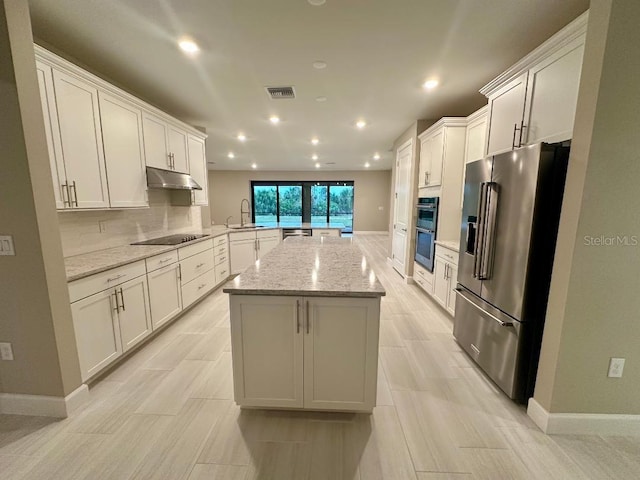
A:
<box><xmin>58</xmin><ymin>190</ymin><xmax>203</xmax><ymax>257</ymax></box>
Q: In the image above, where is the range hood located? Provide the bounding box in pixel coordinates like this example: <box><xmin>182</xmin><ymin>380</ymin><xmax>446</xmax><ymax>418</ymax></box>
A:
<box><xmin>146</xmin><ymin>167</ymin><xmax>202</xmax><ymax>191</ymax></box>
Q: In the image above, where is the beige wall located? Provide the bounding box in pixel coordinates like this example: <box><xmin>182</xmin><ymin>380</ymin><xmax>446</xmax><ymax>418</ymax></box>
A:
<box><xmin>535</xmin><ymin>0</ymin><xmax>640</xmax><ymax>414</ymax></box>
<box><xmin>208</xmin><ymin>170</ymin><xmax>391</xmax><ymax>232</ymax></box>
<box><xmin>58</xmin><ymin>191</ymin><xmax>203</xmax><ymax>257</ymax></box>
<box><xmin>0</xmin><ymin>0</ymin><xmax>81</xmax><ymax>396</ymax></box>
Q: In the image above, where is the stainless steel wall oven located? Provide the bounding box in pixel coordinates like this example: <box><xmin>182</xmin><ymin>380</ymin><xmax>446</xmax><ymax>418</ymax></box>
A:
<box><xmin>414</xmin><ymin>197</ymin><xmax>439</xmax><ymax>271</ymax></box>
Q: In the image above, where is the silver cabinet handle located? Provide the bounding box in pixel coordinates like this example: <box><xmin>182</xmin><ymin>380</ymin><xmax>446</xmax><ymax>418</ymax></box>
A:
<box><xmin>306</xmin><ymin>300</ymin><xmax>310</xmax><ymax>334</ymax></box>
<box><xmin>112</xmin><ymin>291</ymin><xmax>119</xmax><ymax>313</ymax></box>
<box><xmin>196</xmin><ymin>262</ymin><xmax>205</xmax><ymax>268</ymax></box>
<box><xmin>257</xmin><ymin>238</ymin><xmax>260</xmax><ymax>251</ymax></box>
<box><xmin>159</xmin><ymin>257</ymin><xmax>172</xmax><ymax>264</ymax></box>
<box><xmin>296</xmin><ymin>299</ymin><xmax>300</xmax><ymax>333</ymax></box>
<box><xmin>107</xmin><ymin>274</ymin><xmax>126</xmax><ymax>283</ymax></box>
<box><xmin>118</xmin><ymin>287</ymin><xmax>125</xmax><ymax>311</ymax></box>
<box><xmin>71</xmin><ymin>180</ymin><xmax>79</xmax><ymax>207</ymax></box>
<box><xmin>518</xmin><ymin>121</ymin><xmax>526</xmax><ymax>147</ymax></box>
<box><xmin>197</xmin><ymin>283</ymin><xmax>207</xmax><ymax>290</ymax></box>
<box><xmin>61</xmin><ymin>182</ymin><xmax>71</xmax><ymax>207</ymax></box>
<box><xmin>454</xmin><ymin>289</ymin><xmax>513</xmax><ymax>327</ymax></box>
<box><xmin>219</xmin><ymin>256</ymin><xmax>226</xmax><ymax>261</ymax></box>
<box><xmin>423</xmin><ymin>172</ymin><xmax>427</xmax><ymax>185</ymax></box>
<box><xmin>512</xmin><ymin>123</ymin><xmax>519</xmax><ymax>150</ymax></box>
<box><xmin>425</xmin><ymin>172</ymin><xmax>430</xmax><ymax>185</ymax></box>
<box><xmin>178</xmin><ymin>264</ymin><xmax>182</xmax><ymax>280</ymax></box>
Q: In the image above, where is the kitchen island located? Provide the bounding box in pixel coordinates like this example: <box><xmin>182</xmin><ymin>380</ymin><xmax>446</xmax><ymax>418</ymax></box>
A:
<box><xmin>223</xmin><ymin>236</ymin><xmax>385</xmax><ymax>412</ymax></box>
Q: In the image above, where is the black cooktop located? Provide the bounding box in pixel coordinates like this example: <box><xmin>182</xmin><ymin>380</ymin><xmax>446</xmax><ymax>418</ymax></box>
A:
<box><xmin>131</xmin><ymin>234</ymin><xmax>209</xmax><ymax>245</ymax></box>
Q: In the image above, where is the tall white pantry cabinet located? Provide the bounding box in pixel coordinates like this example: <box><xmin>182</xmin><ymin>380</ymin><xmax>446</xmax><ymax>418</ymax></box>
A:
<box><xmin>34</xmin><ymin>45</ymin><xmax>209</xmax><ymax>211</ymax></box>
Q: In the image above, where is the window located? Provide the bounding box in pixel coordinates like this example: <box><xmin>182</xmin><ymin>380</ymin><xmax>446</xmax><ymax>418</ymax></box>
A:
<box><xmin>251</xmin><ymin>181</ymin><xmax>354</xmax><ymax>233</ymax></box>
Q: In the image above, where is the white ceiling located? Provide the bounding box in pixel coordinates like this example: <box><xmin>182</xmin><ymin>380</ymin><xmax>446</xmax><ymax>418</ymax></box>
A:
<box><xmin>28</xmin><ymin>0</ymin><xmax>589</xmax><ymax>171</ymax></box>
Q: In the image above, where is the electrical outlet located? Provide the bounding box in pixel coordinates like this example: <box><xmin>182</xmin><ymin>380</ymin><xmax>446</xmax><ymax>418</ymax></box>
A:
<box><xmin>608</xmin><ymin>357</ymin><xmax>625</xmax><ymax>378</ymax></box>
<box><xmin>0</xmin><ymin>342</ymin><xmax>14</xmax><ymax>361</ymax></box>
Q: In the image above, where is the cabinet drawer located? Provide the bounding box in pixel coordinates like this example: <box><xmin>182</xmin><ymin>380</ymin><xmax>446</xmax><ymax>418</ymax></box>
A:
<box><xmin>69</xmin><ymin>260</ymin><xmax>146</xmax><ymax>303</ymax></box>
<box><xmin>180</xmin><ymin>249</ymin><xmax>214</xmax><ymax>285</ymax></box>
<box><xmin>214</xmin><ymin>250</ymin><xmax>229</xmax><ymax>267</ymax></box>
<box><xmin>312</xmin><ymin>229</ymin><xmax>340</xmax><ymax>237</ymax></box>
<box><xmin>257</xmin><ymin>228</ymin><xmax>280</xmax><ymax>239</ymax></box>
<box><xmin>213</xmin><ymin>234</ymin><xmax>228</xmax><ymax>247</ymax></box>
<box><xmin>413</xmin><ymin>262</ymin><xmax>434</xmax><ymax>288</ymax></box>
<box><xmin>435</xmin><ymin>245</ymin><xmax>459</xmax><ymax>265</ymax></box>
<box><xmin>214</xmin><ymin>244</ymin><xmax>228</xmax><ymax>257</ymax></box>
<box><xmin>215</xmin><ymin>262</ymin><xmax>229</xmax><ymax>285</ymax></box>
<box><xmin>178</xmin><ymin>238</ymin><xmax>213</xmax><ymax>260</ymax></box>
<box><xmin>145</xmin><ymin>250</ymin><xmax>179</xmax><ymax>272</ymax></box>
<box><xmin>182</xmin><ymin>270</ymin><xmax>215</xmax><ymax>309</ymax></box>
<box><xmin>230</xmin><ymin>231</ymin><xmax>256</xmax><ymax>242</ymax></box>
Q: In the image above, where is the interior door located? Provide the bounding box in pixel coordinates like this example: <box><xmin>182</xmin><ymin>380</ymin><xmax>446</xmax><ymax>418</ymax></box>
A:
<box><xmin>457</xmin><ymin>158</ymin><xmax>492</xmax><ymax>297</ymax></box>
<box><xmin>392</xmin><ymin>140</ymin><xmax>412</xmax><ymax>274</ymax></box>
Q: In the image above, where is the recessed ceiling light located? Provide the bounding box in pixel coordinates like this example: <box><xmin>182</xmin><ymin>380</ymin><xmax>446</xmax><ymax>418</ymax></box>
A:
<box><xmin>313</xmin><ymin>61</ymin><xmax>327</xmax><ymax>69</ymax></box>
<box><xmin>373</xmin><ymin>153</ymin><xmax>381</xmax><ymax>160</ymax></box>
<box><xmin>269</xmin><ymin>115</ymin><xmax>280</xmax><ymax>124</ymax></box>
<box><xmin>356</xmin><ymin>119</ymin><xmax>367</xmax><ymax>129</ymax></box>
<box><xmin>251</xmin><ymin>163</ymin><xmax>257</xmax><ymax>169</ymax></box>
<box><xmin>316</xmin><ymin>96</ymin><xmax>327</xmax><ymax>102</ymax></box>
<box><xmin>315</xmin><ymin>163</ymin><xmax>321</xmax><ymax>168</ymax></box>
<box><xmin>227</xmin><ymin>152</ymin><xmax>235</xmax><ymax>159</ymax></box>
<box><xmin>178</xmin><ymin>37</ymin><xmax>200</xmax><ymax>55</ymax></box>
<box><xmin>311</xmin><ymin>137</ymin><xmax>319</xmax><ymax>145</ymax></box>
<box><xmin>422</xmin><ymin>79</ymin><xmax>439</xmax><ymax>90</ymax></box>
<box><xmin>312</xmin><ymin>154</ymin><xmax>318</xmax><ymax>160</ymax></box>
<box><xmin>364</xmin><ymin>162</ymin><xmax>371</xmax><ymax>168</ymax></box>
<box><xmin>237</xmin><ymin>133</ymin><xmax>246</xmax><ymax>142</ymax></box>
<box><xmin>308</xmin><ymin>0</ymin><xmax>326</xmax><ymax>5</ymax></box>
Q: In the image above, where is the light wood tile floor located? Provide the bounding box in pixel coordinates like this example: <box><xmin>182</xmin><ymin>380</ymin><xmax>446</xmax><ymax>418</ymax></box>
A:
<box><xmin>2</xmin><ymin>234</ymin><xmax>639</xmax><ymax>479</ymax></box>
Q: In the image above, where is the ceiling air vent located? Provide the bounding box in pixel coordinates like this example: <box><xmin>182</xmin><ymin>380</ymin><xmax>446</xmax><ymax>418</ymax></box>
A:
<box><xmin>265</xmin><ymin>86</ymin><xmax>296</xmax><ymax>99</ymax></box>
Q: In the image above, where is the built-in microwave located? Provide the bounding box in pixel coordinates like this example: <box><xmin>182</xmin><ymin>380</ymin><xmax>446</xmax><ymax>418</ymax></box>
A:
<box><xmin>415</xmin><ymin>197</ymin><xmax>438</xmax><ymax>272</ymax></box>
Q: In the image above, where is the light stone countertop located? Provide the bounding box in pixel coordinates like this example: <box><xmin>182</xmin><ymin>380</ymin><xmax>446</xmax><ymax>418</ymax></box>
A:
<box><xmin>222</xmin><ymin>236</ymin><xmax>386</xmax><ymax>298</ymax></box>
<box><xmin>435</xmin><ymin>240</ymin><xmax>460</xmax><ymax>253</ymax></box>
<box><xmin>65</xmin><ymin>223</ymin><xmax>346</xmax><ymax>282</ymax></box>
<box><xmin>66</xmin><ymin>228</ymin><xmax>233</xmax><ymax>282</ymax></box>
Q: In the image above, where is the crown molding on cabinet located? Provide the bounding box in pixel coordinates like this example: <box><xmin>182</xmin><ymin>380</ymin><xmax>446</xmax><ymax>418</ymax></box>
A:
<box><xmin>418</xmin><ymin>117</ymin><xmax>468</xmax><ymax>141</ymax></box>
<box><xmin>480</xmin><ymin>10</ymin><xmax>589</xmax><ymax>98</ymax></box>
<box><xmin>34</xmin><ymin>44</ymin><xmax>206</xmax><ymax>140</ymax></box>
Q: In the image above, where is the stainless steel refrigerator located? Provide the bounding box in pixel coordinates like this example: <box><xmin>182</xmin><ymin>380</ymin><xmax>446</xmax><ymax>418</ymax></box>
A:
<box><xmin>454</xmin><ymin>143</ymin><xmax>570</xmax><ymax>403</ymax></box>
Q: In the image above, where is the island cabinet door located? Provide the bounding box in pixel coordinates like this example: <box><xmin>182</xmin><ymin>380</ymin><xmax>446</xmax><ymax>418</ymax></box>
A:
<box><xmin>229</xmin><ymin>295</ymin><xmax>304</xmax><ymax>408</ymax></box>
<box><xmin>303</xmin><ymin>297</ymin><xmax>380</xmax><ymax>412</ymax></box>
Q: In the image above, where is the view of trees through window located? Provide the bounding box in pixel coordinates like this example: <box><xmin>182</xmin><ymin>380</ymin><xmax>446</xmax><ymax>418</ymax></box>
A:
<box><xmin>252</xmin><ymin>181</ymin><xmax>354</xmax><ymax>232</ymax></box>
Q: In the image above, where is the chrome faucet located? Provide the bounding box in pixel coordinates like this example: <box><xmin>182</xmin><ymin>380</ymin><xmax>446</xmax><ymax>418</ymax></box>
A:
<box><xmin>224</xmin><ymin>215</ymin><xmax>233</xmax><ymax>227</ymax></box>
<box><xmin>240</xmin><ymin>198</ymin><xmax>251</xmax><ymax>227</ymax></box>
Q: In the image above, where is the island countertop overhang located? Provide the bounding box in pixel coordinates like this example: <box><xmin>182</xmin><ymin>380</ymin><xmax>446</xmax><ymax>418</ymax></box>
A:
<box><xmin>222</xmin><ymin>237</ymin><xmax>386</xmax><ymax>298</ymax></box>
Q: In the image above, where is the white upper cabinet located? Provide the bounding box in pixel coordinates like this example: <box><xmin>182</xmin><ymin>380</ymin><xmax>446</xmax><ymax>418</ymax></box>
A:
<box><xmin>52</xmin><ymin>69</ymin><xmax>110</xmax><ymax>209</ymax></box>
<box><xmin>167</xmin><ymin>125</ymin><xmax>189</xmax><ymax>173</ymax></box>
<box><xmin>141</xmin><ymin>112</ymin><xmax>171</xmax><ymax>170</ymax></box>
<box><xmin>482</xmin><ymin>12</ymin><xmax>588</xmax><ymax>156</ymax></box>
<box><xmin>35</xmin><ymin>45</ymin><xmax>207</xmax><ymax>212</ymax></box>
<box><xmin>98</xmin><ymin>92</ymin><xmax>148</xmax><ymax>208</ymax></box>
<box><xmin>485</xmin><ymin>72</ymin><xmax>528</xmax><ymax>156</ymax></box>
<box><xmin>523</xmin><ymin>37</ymin><xmax>585</xmax><ymax>145</ymax></box>
<box><xmin>187</xmin><ymin>135</ymin><xmax>208</xmax><ymax>206</ymax></box>
<box><xmin>35</xmin><ymin>61</ymin><xmax>66</xmax><ymax>209</ymax></box>
<box><xmin>464</xmin><ymin>106</ymin><xmax>488</xmax><ymax>164</ymax></box>
<box><xmin>142</xmin><ymin>112</ymin><xmax>190</xmax><ymax>173</ymax></box>
<box><xmin>418</xmin><ymin>129</ymin><xmax>444</xmax><ymax>188</ymax></box>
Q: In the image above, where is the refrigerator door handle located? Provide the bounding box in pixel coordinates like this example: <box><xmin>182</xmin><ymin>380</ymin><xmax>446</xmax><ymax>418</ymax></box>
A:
<box><xmin>479</xmin><ymin>182</ymin><xmax>499</xmax><ymax>280</ymax></box>
<box><xmin>473</xmin><ymin>182</ymin><xmax>489</xmax><ymax>278</ymax></box>
<box><xmin>454</xmin><ymin>288</ymin><xmax>513</xmax><ymax>327</ymax></box>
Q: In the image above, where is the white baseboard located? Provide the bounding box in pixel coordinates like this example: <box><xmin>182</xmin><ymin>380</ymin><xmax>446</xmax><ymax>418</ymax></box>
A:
<box><xmin>528</xmin><ymin>397</ymin><xmax>640</xmax><ymax>435</ymax></box>
<box><xmin>0</xmin><ymin>384</ymin><xmax>89</xmax><ymax>418</ymax></box>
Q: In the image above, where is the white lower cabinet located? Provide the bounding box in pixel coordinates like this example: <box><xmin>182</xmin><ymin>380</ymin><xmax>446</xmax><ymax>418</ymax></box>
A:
<box><xmin>147</xmin><ymin>262</ymin><xmax>182</xmax><ymax>329</ymax></box>
<box><xmin>230</xmin><ymin>230</ymin><xmax>282</xmax><ymax>274</ymax></box>
<box><xmin>71</xmin><ymin>289</ymin><xmax>122</xmax><ymax>382</ymax></box>
<box><xmin>71</xmin><ymin>273</ymin><xmax>152</xmax><ymax>381</ymax></box>
<box><xmin>230</xmin><ymin>295</ymin><xmax>380</xmax><ymax>412</ymax></box>
<box><xmin>182</xmin><ymin>270</ymin><xmax>216</xmax><ymax>309</ymax></box>
<box><xmin>431</xmin><ymin>246</ymin><xmax>459</xmax><ymax>316</ymax></box>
